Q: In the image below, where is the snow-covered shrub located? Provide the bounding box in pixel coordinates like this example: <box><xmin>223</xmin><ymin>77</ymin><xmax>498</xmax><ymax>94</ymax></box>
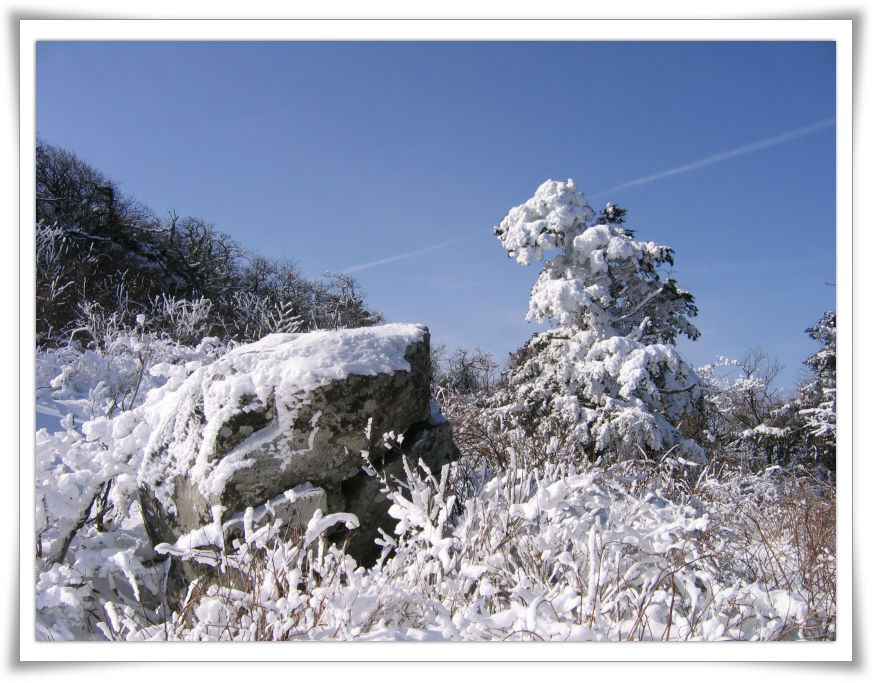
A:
<box><xmin>36</xmin><ymin>221</ymin><xmax>96</xmax><ymax>347</ymax></box>
<box><xmin>491</xmin><ymin>180</ymin><xmax>703</xmax><ymax>464</ymax></box>
<box><xmin>37</xmin><ymin>331</ymin><xmax>228</xmax><ymax>423</ymax></box>
<box><xmin>36</xmin><ymin>333</ymin><xmax>228</xmax><ymax>572</ymax></box>
<box><xmin>690</xmin><ymin>353</ymin><xmax>798</xmax><ymax>471</ymax></box>
<box><xmin>689</xmin><ymin>313</ymin><xmax>837</xmax><ymax>475</ymax></box>
<box><xmin>220</xmin><ymin>291</ymin><xmax>302</xmax><ymax>342</ymax></box>
<box><xmin>35</xmin><ymin>335</ymin><xmax>223</xmax><ymax>638</ymax></box>
<box><xmin>794</xmin><ymin>312</ymin><xmax>836</xmax><ymax>471</ymax></box>
<box><xmin>35</xmin><ymin>402</ymin><xmax>835</xmax><ymax>641</ymax></box>
<box><xmin>310</xmin><ymin>271</ymin><xmax>387</xmax><ymax>331</ymax></box>
<box><xmin>58</xmin><ymin>434</ymin><xmax>831</xmax><ymax>642</ymax></box>
<box><xmin>692</xmin><ymin>465</ymin><xmax>836</xmax><ymax>639</ymax></box>
<box><xmin>432</xmin><ymin>346</ymin><xmax>502</xmax><ymax>396</ymax></box>
<box><xmin>140</xmin><ymin>294</ymin><xmax>217</xmax><ymax>346</ymax></box>
<box><xmin>433</xmin><ymin>383</ymin><xmax>577</xmax><ymax>472</ymax></box>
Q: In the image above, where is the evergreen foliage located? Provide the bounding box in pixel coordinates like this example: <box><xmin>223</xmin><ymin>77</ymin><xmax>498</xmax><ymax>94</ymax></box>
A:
<box><xmin>492</xmin><ymin>180</ymin><xmax>703</xmax><ymax>463</ymax></box>
<box><xmin>796</xmin><ymin>311</ymin><xmax>836</xmax><ymax>470</ymax></box>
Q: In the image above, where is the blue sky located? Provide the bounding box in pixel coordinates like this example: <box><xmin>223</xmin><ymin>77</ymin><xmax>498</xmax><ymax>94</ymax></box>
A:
<box><xmin>34</xmin><ymin>40</ymin><xmax>837</xmax><ymax>389</ymax></box>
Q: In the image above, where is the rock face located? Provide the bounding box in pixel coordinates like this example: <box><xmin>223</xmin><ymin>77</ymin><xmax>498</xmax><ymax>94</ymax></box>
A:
<box><xmin>137</xmin><ymin>323</ymin><xmax>459</xmax><ymax>581</ymax></box>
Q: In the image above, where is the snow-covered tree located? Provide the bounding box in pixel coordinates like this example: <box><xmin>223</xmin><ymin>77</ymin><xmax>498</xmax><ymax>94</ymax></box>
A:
<box><xmin>691</xmin><ymin>351</ymin><xmax>796</xmax><ymax>470</ymax></box>
<box><xmin>432</xmin><ymin>346</ymin><xmax>501</xmax><ymax>395</ymax></box>
<box><xmin>492</xmin><ymin>179</ymin><xmax>704</xmax><ymax>463</ymax></box>
<box><xmin>796</xmin><ymin>311</ymin><xmax>836</xmax><ymax>471</ymax></box>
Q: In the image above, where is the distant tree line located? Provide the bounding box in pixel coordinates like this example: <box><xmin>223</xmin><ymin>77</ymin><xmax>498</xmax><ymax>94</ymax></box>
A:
<box><xmin>36</xmin><ymin>139</ymin><xmax>384</xmax><ymax>348</ymax></box>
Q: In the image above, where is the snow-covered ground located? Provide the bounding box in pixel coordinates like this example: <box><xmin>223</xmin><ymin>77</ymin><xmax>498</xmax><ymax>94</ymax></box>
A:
<box><xmin>33</xmin><ymin>330</ymin><xmax>835</xmax><ymax>642</ymax></box>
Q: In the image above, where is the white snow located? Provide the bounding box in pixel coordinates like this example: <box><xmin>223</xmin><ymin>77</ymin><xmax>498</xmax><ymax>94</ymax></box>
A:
<box><xmin>32</xmin><ymin>220</ymin><xmax>834</xmax><ymax>642</ymax></box>
<box><xmin>138</xmin><ymin>324</ymin><xmax>427</xmax><ymax>509</ymax></box>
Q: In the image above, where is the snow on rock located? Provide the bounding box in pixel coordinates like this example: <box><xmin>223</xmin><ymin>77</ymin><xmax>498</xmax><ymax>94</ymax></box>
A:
<box><xmin>134</xmin><ymin>323</ymin><xmax>459</xmax><ymax>592</ymax></box>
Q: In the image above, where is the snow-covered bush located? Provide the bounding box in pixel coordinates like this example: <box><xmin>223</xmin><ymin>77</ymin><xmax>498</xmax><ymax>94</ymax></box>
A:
<box><xmin>36</xmin><ymin>331</ymin><xmax>228</xmax><ymax>571</ymax></box>
<box><xmin>36</xmin><ymin>221</ymin><xmax>96</xmax><ymax>347</ymax></box>
<box><xmin>688</xmin><ymin>313</ymin><xmax>836</xmax><ymax>475</ymax></box>
<box><xmin>35</xmin><ymin>344</ymin><xmax>835</xmax><ymax>644</ymax></box>
<box><xmin>220</xmin><ymin>291</ymin><xmax>302</xmax><ymax>342</ymax></box>
<box><xmin>690</xmin><ymin>352</ymin><xmax>798</xmax><ymax>471</ymax></box>
<box><xmin>76</xmin><ymin>448</ymin><xmax>833</xmax><ymax>642</ymax></box>
<box><xmin>37</xmin><ymin>330</ymin><xmax>228</xmax><ymax>424</ymax></box>
<box><xmin>795</xmin><ymin>312</ymin><xmax>836</xmax><ymax>471</ymax></box>
<box><xmin>431</xmin><ymin>346</ymin><xmax>502</xmax><ymax>396</ymax></box>
<box><xmin>491</xmin><ymin>180</ymin><xmax>703</xmax><ymax>464</ymax></box>
<box><xmin>692</xmin><ymin>464</ymin><xmax>836</xmax><ymax>639</ymax></box>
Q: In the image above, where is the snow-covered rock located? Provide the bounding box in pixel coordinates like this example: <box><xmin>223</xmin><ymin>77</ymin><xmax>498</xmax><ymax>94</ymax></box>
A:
<box><xmin>136</xmin><ymin>324</ymin><xmax>460</xmax><ymax>578</ymax></box>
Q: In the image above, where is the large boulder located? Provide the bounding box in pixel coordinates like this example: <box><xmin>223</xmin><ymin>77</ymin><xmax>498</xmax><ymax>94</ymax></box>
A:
<box><xmin>137</xmin><ymin>323</ymin><xmax>459</xmax><ymax>578</ymax></box>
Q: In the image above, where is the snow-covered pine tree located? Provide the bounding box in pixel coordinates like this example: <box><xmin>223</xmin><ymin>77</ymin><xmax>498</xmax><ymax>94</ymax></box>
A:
<box><xmin>797</xmin><ymin>311</ymin><xmax>836</xmax><ymax>471</ymax></box>
<box><xmin>493</xmin><ymin>179</ymin><xmax>705</xmax><ymax>463</ymax></box>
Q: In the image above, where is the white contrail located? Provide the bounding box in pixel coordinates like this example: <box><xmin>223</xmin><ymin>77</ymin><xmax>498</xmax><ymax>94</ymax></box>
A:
<box><xmin>593</xmin><ymin>118</ymin><xmax>836</xmax><ymax>196</ymax></box>
<box><xmin>344</xmin><ymin>230</ymin><xmax>489</xmax><ymax>273</ymax></box>
<box><xmin>345</xmin><ymin>119</ymin><xmax>835</xmax><ymax>273</ymax></box>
